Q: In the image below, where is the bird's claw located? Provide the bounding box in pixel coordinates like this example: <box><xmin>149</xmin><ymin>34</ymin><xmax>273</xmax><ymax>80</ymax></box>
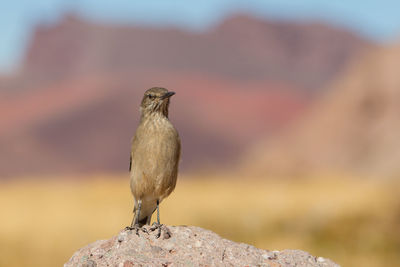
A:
<box><xmin>149</xmin><ymin>223</ymin><xmax>162</xmax><ymax>238</ymax></box>
<box><xmin>125</xmin><ymin>225</ymin><xmax>148</xmax><ymax>236</ymax></box>
<box><xmin>150</xmin><ymin>223</ymin><xmax>171</xmax><ymax>239</ymax></box>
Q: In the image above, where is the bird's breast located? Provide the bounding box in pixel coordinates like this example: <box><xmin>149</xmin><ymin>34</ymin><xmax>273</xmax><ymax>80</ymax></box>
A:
<box><xmin>130</xmin><ymin>115</ymin><xmax>180</xmax><ymax>199</ymax></box>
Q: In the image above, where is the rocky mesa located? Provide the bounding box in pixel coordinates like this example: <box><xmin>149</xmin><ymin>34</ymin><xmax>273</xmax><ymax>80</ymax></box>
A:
<box><xmin>65</xmin><ymin>225</ymin><xmax>339</xmax><ymax>267</ymax></box>
<box><xmin>0</xmin><ymin>13</ymin><xmax>370</xmax><ymax>177</ymax></box>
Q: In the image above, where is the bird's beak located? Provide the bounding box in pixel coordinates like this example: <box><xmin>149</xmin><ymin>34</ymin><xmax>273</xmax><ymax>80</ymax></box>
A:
<box><xmin>161</xmin><ymin>91</ymin><xmax>175</xmax><ymax>100</ymax></box>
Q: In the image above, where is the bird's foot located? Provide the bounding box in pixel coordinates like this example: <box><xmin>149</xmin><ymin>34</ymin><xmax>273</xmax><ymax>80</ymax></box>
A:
<box><xmin>150</xmin><ymin>223</ymin><xmax>163</xmax><ymax>239</ymax></box>
<box><xmin>150</xmin><ymin>223</ymin><xmax>171</xmax><ymax>239</ymax></box>
<box><xmin>125</xmin><ymin>224</ymin><xmax>148</xmax><ymax>236</ymax></box>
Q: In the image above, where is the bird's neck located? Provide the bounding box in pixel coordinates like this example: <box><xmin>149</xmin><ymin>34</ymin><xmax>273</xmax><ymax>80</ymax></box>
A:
<box><xmin>140</xmin><ymin>110</ymin><xmax>169</xmax><ymax>123</ymax></box>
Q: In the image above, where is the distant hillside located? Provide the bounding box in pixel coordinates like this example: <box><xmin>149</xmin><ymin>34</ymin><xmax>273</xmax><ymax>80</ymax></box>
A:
<box><xmin>23</xmin><ymin>14</ymin><xmax>367</xmax><ymax>91</ymax></box>
<box><xmin>244</xmin><ymin>42</ymin><xmax>400</xmax><ymax>177</ymax></box>
<box><xmin>0</xmin><ymin>13</ymin><xmax>370</xmax><ymax>177</ymax></box>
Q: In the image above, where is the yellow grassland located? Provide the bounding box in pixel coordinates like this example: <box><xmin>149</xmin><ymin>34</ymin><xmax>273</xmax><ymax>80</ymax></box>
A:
<box><xmin>0</xmin><ymin>174</ymin><xmax>399</xmax><ymax>267</ymax></box>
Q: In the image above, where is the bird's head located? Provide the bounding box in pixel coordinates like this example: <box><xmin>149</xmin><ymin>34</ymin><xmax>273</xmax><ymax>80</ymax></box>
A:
<box><xmin>140</xmin><ymin>87</ymin><xmax>175</xmax><ymax>118</ymax></box>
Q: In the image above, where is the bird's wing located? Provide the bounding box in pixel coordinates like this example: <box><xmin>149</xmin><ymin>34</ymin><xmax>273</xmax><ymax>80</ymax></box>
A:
<box><xmin>129</xmin><ymin>134</ymin><xmax>139</xmax><ymax>172</ymax></box>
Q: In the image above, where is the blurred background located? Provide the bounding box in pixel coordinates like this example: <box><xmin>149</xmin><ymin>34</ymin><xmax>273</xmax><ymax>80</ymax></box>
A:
<box><xmin>1</xmin><ymin>1</ymin><xmax>400</xmax><ymax>266</ymax></box>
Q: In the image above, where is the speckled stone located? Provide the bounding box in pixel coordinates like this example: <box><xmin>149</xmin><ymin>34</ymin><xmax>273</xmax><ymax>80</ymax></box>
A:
<box><xmin>64</xmin><ymin>225</ymin><xmax>340</xmax><ymax>267</ymax></box>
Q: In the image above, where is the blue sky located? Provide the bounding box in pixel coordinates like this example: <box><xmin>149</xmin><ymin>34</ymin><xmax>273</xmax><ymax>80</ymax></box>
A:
<box><xmin>1</xmin><ymin>0</ymin><xmax>400</xmax><ymax>73</ymax></box>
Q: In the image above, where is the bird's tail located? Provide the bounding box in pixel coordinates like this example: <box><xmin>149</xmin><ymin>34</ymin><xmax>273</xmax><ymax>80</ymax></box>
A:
<box><xmin>133</xmin><ymin>204</ymin><xmax>153</xmax><ymax>226</ymax></box>
<box><xmin>138</xmin><ymin>216</ymin><xmax>151</xmax><ymax>226</ymax></box>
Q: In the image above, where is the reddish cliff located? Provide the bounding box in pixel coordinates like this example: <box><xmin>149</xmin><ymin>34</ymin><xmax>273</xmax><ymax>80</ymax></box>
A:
<box><xmin>0</xmin><ymin>14</ymin><xmax>370</xmax><ymax>177</ymax></box>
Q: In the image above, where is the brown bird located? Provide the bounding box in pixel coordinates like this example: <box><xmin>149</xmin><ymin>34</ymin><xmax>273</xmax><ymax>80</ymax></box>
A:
<box><xmin>128</xmin><ymin>87</ymin><xmax>181</xmax><ymax>236</ymax></box>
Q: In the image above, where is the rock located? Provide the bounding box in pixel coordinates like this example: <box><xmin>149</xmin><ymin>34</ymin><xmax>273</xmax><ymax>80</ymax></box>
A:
<box><xmin>64</xmin><ymin>225</ymin><xmax>340</xmax><ymax>267</ymax></box>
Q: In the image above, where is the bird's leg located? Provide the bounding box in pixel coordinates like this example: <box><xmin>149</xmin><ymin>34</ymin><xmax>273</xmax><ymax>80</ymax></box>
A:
<box><xmin>133</xmin><ymin>199</ymin><xmax>142</xmax><ymax>227</ymax></box>
<box><xmin>125</xmin><ymin>200</ymin><xmax>145</xmax><ymax>235</ymax></box>
<box><xmin>156</xmin><ymin>199</ymin><xmax>161</xmax><ymax>225</ymax></box>
<box><xmin>150</xmin><ymin>200</ymin><xmax>163</xmax><ymax>238</ymax></box>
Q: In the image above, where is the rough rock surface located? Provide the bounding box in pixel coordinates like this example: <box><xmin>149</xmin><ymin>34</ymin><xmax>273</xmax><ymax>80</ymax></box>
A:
<box><xmin>65</xmin><ymin>225</ymin><xmax>340</xmax><ymax>267</ymax></box>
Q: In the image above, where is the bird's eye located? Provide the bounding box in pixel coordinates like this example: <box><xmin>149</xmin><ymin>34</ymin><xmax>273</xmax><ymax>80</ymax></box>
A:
<box><xmin>147</xmin><ymin>94</ymin><xmax>155</xmax><ymax>100</ymax></box>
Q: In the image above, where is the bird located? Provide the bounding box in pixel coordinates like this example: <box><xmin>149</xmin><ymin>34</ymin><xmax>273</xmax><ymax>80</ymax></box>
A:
<box><xmin>128</xmin><ymin>87</ymin><xmax>181</xmax><ymax>237</ymax></box>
